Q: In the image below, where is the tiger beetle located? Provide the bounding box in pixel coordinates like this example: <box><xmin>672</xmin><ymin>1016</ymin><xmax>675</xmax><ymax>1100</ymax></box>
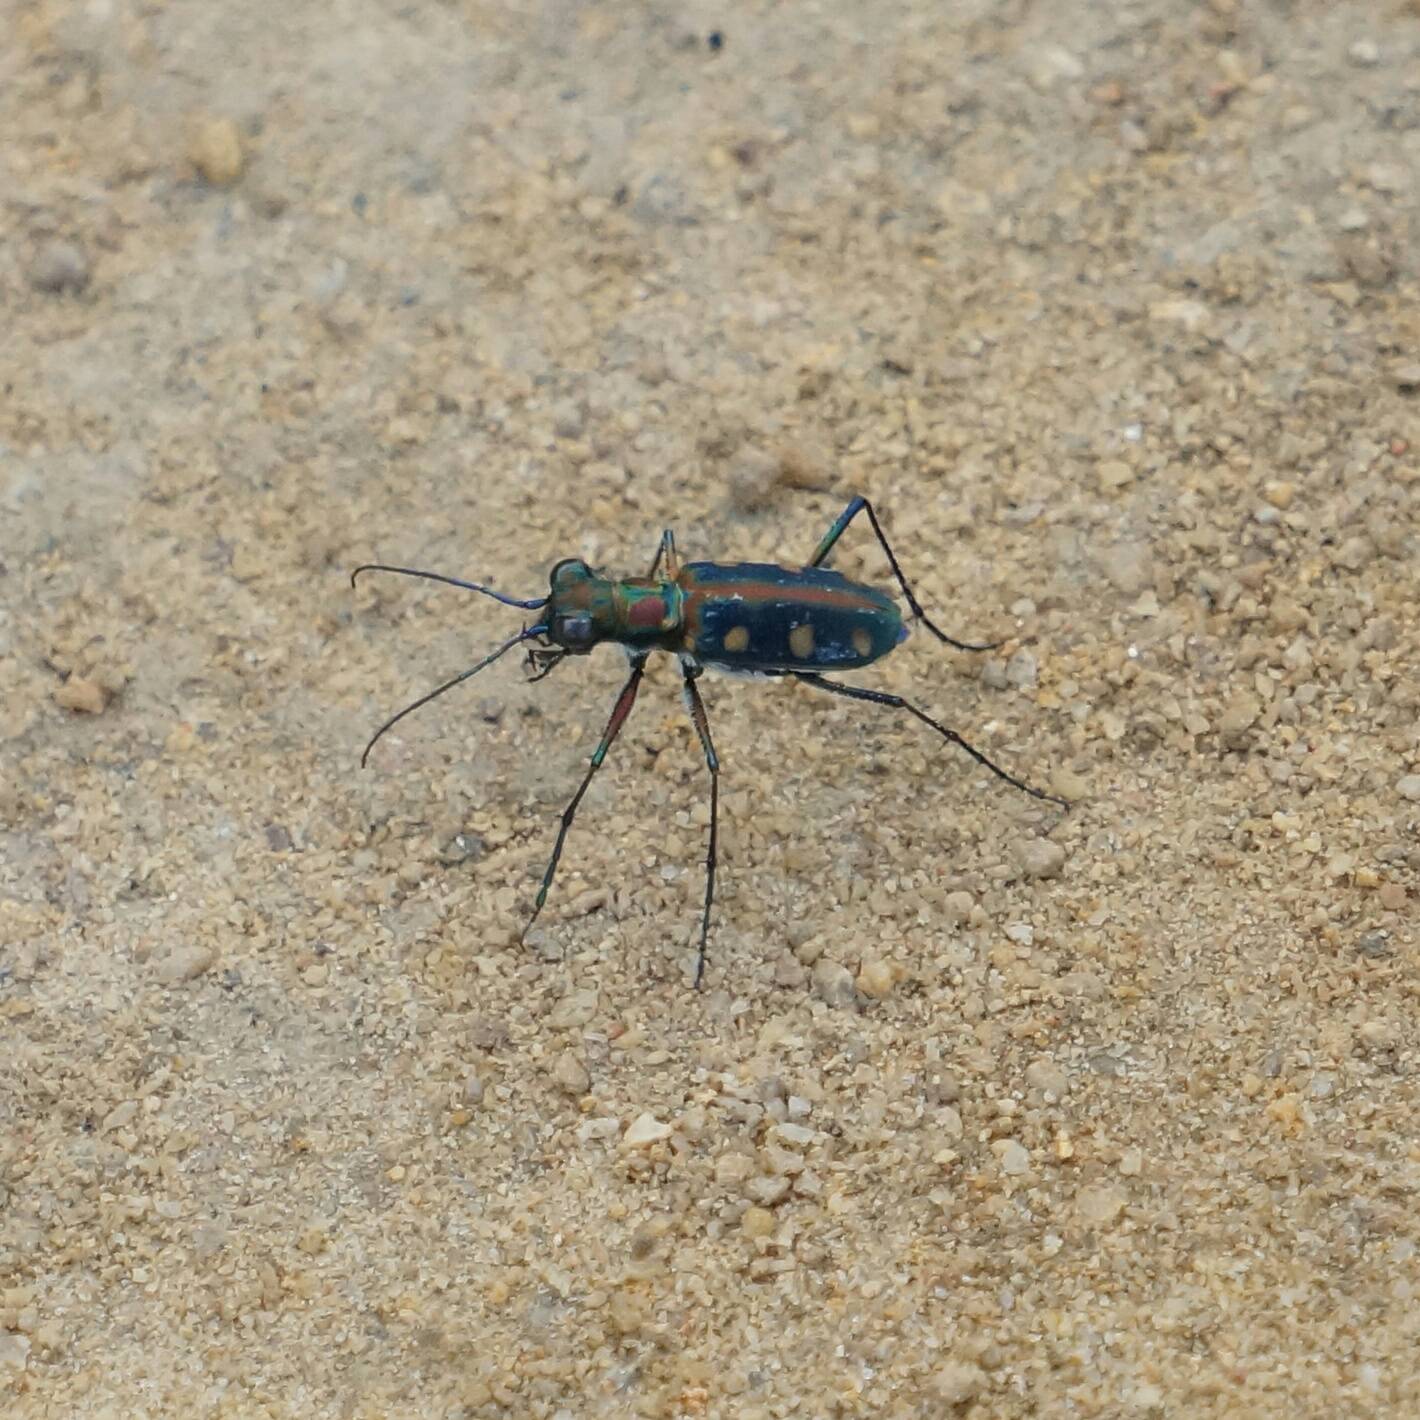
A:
<box><xmin>354</xmin><ymin>496</ymin><xmax>1066</xmax><ymax>987</ymax></box>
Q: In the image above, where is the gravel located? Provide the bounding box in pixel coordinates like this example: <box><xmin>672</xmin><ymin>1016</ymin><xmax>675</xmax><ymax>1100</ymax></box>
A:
<box><xmin>4</xmin><ymin>2</ymin><xmax>1418</xmax><ymax>1415</ymax></box>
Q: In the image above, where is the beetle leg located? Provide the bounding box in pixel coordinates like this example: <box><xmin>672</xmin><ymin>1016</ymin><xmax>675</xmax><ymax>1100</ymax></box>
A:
<box><xmin>522</xmin><ymin>655</ymin><xmax>647</xmax><ymax>941</ymax></box>
<box><xmin>791</xmin><ymin>671</ymin><xmax>1067</xmax><ymax>807</ymax></box>
<box><xmin>647</xmin><ymin>528</ymin><xmax>678</xmax><ymax>579</ymax></box>
<box><xmin>809</xmin><ymin>496</ymin><xmax>999</xmax><ymax>652</ymax></box>
<box><xmin>680</xmin><ymin>662</ymin><xmax>720</xmax><ymax>988</ymax></box>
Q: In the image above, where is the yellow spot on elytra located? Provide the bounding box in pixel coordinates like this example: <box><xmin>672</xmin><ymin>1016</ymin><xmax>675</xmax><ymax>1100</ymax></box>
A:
<box><xmin>852</xmin><ymin>627</ymin><xmax>872</xmax><ymax>657</ymax></box>
<box><xmin>723</xmin><ymin>626</ymin><xmax>750</xmax><ymax>654</ymax></box>
<box><xmin>789</xmin><ymin>623</ymin><xmax>815</xmax><ymax>659</ymax></box>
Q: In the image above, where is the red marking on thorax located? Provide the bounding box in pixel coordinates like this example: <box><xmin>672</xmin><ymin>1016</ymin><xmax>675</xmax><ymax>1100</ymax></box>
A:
<box><xmin>627</xmin><ymin>595</ymin><xmax>667</xmax><ymax>629</ymax></box>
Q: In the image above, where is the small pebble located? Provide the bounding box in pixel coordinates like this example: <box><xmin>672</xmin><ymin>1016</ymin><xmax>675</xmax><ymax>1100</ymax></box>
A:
<box><xmin>102</xmin><ymin>1100</ymin><xmax>139</xmax><ymax>1132</ymax></box>
<box><xmin>0</xmin><ymin>1334</ymin><xmax>31</xmax><ymax>1373</ymax></box>
<box><xmin>932</xmin><ymin>1361</ymin><xmax>986</xmax><ymax>1404</ymax></box>
<box><xmin>855</xmin><ymin>958</ymin><xmax>895</xmax><ymax>999</ymax></box>
<box><xmin>551</xmin><ymin>399</ymin><xmax>586</xmax><ymax>439</ymax></box>
<box><xmin>1219</xmin><ymin>692</ymin><xmax>1261</xmax><ymax>742</ymax></box>
<box><xmin>189</xmin><ymin>115</ymin><xmax>245</xmax><ymax>186</ymax></box>
<box><xmin>54</xmin><ymin>677</ymin><xmax>107</xmax><ymax>714</ymax></box>
<box><xmin>1098</xmin><ymin>541</ymin><xmax>1150</xmax><ymax>596</ymax></box>
<box><xmin>1076</xmin><ymin>1184</ymin><xmax>1126</xmax><ymax>1224</ymax></box>
<box><xmin>1025</xmin><ymin>1059</ymin><xmax>1069</xmax><ymax>1098</ymax></box>
<box><xmin>154</xmin><ymin>944</ymin><xmax>216</xmax><ymax>984</ymax></box>
<box><xmin>980</xmin><ymin>658</ymin><xmax>1009</xmax><ymax>690</ymax></box>
<box><xmin>577</xmin><ymin>1116</ymin><xmax>621</xmax><ymax>1143</ymax></box>
<box><xmin>727</xmin><ymin>447</ymin><xmax>779</xmax><ymax>511</ymax></box>
<box><xmin>773</xmin><ymin>1121</ymin><xmax>816</xmax><ymax>1147</ymax></box>
<box><xmin>1004</xmin><ymin>649</ymin><xmax>1038</xmax><ymax>689</ymax></box>
<box><xmin>547</xmin><ymin>988</ymin><xmax>599</xmax><ymax>1029</ymax></box>
<box><xmin>1359</xmin><ymin>1018</ymin><xmax>1399</xmax><ymax>1049</ymax></box>
<box><xmin>1097</xmin><ymin>459</ymin><xmax>1134</xmax><ymax>491</ymax></box>
<box><xmin>607</xmin><ymin>1291</ymin><xmax>645</xmax><ymax>1335</ymax></box>
<box><xmin>550</xmin><ymin>1050</ymin><xmax>590</xmax><ymax>1095</ymax></box>
<box><xmin>942</xmin><ymin>890</ymin><xmax>975</xmax><ymax>926</ymax></box>
<box><xmin>774</xmin><ymin>440</ymin><xmax>830</xmax><ymax>491</ymax></box>
<box><xmin>1395</xmin><ymin>774</ymin><xmax>1420</xmax><ymax>802</ymax></box>
<box><xmin>621</xmin><ymin>1112</ymin><xmax>673</xmax><ymax>1149</ymax></box>
<box><xmin>741</xmin><ymin>1205</ymin><xmax>775</xmax><ymax>1239</ymax></box>
<box><xmin>714</xmin><ymin>1152</ymin><xmax>754</xmax><ymax>1186</ymax></box>
<box><xmin>1014</xmin><ymin>838</ymin><xmax>1065</xmax><ymax>880</ymax></box>
<box><xmin>745</xmin><ymin>1175</ymin><xmax>791</xmax><ymax>1206</ymax></box>
<box><xmin>1333</xmin><ymin>535</ymin><xmax>1374</xmax><ymax>571</ymax></box>
<box><xmin>811</xmin><ymin>958</ymin><xmax>856</xmax><ymax>1008</ymax></box>
<box><xmin>993</xmin><ymin>1139</ymin><xmax>1030</xmax><ymax>1175</ymax></box>
<box><xmin>29</xmin><ymin>239</ymin><xmax>91</xmax><ymax>294</ymax></box>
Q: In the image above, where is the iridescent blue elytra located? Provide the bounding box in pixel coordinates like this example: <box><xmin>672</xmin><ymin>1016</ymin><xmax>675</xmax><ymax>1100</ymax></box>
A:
<box><xmin>680</xmin><ymin>562</ymin><xmax>908</xmax><ymax>672</ymax></box>
<box><xmin>353</xmin><ymin>495</ymin><xmax>1066</xmax><ymax>987</ymax></box>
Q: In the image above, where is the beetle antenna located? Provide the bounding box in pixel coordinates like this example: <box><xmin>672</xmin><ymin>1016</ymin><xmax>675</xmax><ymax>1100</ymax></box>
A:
<box><xmin>361</xmin><ymin>625</ymin><xmax>547</xmax><ymax>767</ymax></box>
<box><xmin>352</xmin><ymin>563</ymin><xmax>549</xmax><ymax>611</ymax></box>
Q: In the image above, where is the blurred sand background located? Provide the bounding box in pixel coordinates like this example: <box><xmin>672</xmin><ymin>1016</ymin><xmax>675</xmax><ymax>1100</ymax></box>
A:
<box><xmin>3</xmin><ymin>0</ymin><xmax>1419</xmax><ymax>1415</ymax></box>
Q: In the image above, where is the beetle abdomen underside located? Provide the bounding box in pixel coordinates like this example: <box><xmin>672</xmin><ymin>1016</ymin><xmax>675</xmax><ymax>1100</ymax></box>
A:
<box><xmin>679</xmin><ymin>561</ymin><xmax>905</xmax><ymax>671</ymax></box>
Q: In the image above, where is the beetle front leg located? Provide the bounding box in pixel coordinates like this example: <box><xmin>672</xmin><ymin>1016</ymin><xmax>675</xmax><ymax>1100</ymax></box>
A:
<box><xmin>647</xmin><ymin>529</ymin><xmax>678</xmax><ymax>579</ymax></box>
<box><xmin>522</xmin><ymin>655</ymin><xmax>647</xmax><ymax>941</ymax></box>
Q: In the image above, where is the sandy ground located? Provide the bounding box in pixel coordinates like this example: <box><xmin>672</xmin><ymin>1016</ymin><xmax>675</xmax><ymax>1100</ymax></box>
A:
<box><xmin>3</xmin><ymin>0</ymin><xmax>1420</xmax><ymax>1415</ymax></box>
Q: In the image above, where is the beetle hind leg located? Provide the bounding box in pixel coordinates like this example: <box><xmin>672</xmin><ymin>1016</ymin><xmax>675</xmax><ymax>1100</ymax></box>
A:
<box><xmin>809</xmin><ymin>495</ymin><xmax>999</xmax><ymax>652</ymax></box>
<box><xmin>792</xmin><ymin>671</ymin><xmax>1067</xmax><ymax>807</ymax></box>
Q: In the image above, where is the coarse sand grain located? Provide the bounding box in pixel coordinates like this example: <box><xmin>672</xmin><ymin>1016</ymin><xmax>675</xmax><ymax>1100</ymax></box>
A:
<box><xmin>3</xmin><ymin>2</ymin><xmax>1419</xmax><ymax>1416</ymax></box>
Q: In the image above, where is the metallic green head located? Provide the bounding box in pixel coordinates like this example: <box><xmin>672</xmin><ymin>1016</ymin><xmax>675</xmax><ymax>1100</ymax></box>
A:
<box><xmin>544</xmin><ymin>558</ymin><xmax>613</xmax><ymax>653</ymax></box>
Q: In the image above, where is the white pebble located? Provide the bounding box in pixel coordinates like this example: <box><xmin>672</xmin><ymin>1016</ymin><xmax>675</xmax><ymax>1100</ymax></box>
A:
<box><xmin>621</xmin><ymin>1113</ymin><xmax>672</xmax><ymax>1149</ymax></box>
<box><xmin>745</xmin><ymin>1174</ymin><xmax>791</xmax><ymax>1206</ymax></box>
<box><xmin>993</xmin><ymin>1139</ymin><xmax>1030</xmax><ymax>1175</ymax></box>
<box><xmin>1014</xmin><ymin>838</ymin><xmax>1065</xmax><ymax>880</ymax></box>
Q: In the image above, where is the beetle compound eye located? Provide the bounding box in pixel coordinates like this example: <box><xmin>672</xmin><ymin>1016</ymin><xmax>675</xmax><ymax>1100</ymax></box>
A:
<box><xmin>556</xmin><ymin>612</ymin><xmax>595</xmax><ymax>649</ymax></box>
